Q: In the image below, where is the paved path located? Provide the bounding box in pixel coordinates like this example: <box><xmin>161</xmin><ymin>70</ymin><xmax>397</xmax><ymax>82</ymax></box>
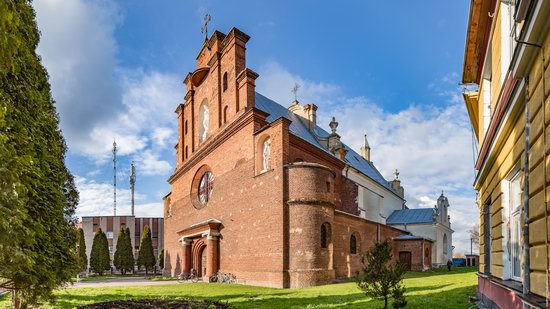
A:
<box><xmin>66</xmin><ymin>277</ymin><xmax>184</xmax><ymax>289</ymax></box>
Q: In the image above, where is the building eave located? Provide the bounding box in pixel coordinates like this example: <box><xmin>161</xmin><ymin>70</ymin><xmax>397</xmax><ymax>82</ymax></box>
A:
<box><xmin>462</xmin><ymin>0</ymin><xmax>498</xmax><ymax>84</ymax></box>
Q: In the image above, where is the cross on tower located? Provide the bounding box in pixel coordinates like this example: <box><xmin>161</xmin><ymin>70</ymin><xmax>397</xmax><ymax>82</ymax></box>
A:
<box><xmin>291</xmin><ymin>83</ymin><xmax>300</xmax><ymax>101</ymax></box>
<box><xmin>201</xmin><ymin>14</ymin><xmax>212</xmax><ymax>42</ymax></box>
<box><xmin>393</xmin><ymin>169</ymin><xmax>400</xmax><ymax>180</ymax></box>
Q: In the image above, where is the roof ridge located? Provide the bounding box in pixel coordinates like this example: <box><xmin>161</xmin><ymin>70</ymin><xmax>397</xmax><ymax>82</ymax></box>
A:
<box><xmin>254</xmin><ymin>92</ymin><xmax>397</xmax><ymax>196</ymax></box>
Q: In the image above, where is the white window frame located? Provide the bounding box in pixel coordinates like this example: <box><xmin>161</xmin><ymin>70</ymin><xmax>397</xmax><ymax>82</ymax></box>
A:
<box><xmin>502</xmin><ymin>169</ymin><xmax>522</xmax><ymax>281</ymax></box>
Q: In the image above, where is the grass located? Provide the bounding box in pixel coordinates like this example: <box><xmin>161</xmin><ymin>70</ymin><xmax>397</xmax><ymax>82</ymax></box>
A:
<box><xmin>76</xmin><ymin>274</ymin><xmax>144</xmax><ymax>282</ymax></box>
<box><xmin>147</xmin><ymin>276</ymin><xmax>179</xmax><ymax>281</ymax></box>
<box><xmin>0</xmin><ymin>267</ymin><xmax>478</xmax><ymax>308</ymax></box>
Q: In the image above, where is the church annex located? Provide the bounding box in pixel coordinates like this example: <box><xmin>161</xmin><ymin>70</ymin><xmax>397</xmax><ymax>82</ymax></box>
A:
<box><xmin>163</xmin><ymin>27</ymin><xmax>434</xmax><ymax>288</ymax></box>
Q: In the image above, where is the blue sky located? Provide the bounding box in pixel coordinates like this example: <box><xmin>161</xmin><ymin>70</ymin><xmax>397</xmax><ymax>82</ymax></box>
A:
<box><xmin>33</xmin><ymin>1</ymin><xmax>477</xmax><ymax>254</ymax></box>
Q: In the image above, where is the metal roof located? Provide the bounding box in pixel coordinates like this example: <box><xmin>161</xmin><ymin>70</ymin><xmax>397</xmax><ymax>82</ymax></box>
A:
<box><xmin>394</xmin><ymin>234</ymin><xmax>434</xmax><ymax>242</ymax></box>
<box><xmin>255</xmin><ymin>92</ymin><xmax>396</xmax><ymax>194</ymax></box>
<box><xmin>386</xmin><ymin>208</ymin><xmax>435</xmax><ymax>225</ymax></box>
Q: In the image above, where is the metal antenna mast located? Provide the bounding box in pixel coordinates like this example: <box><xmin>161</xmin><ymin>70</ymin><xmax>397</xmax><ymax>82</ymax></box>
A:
<box><xmin>113</xmin><ymin>139</ymin><xmax>117</xmax><ymax>216</ymax></box>
<box><xmin>130</xmin><ymin>161</ymin><xmax>136</xmax><ymax>216</ymax></box>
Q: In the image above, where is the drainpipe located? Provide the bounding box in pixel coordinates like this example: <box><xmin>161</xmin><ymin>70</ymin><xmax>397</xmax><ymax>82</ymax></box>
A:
<box><xmin>523</xmin><ymin>77</ymin><xmax>530</xmax><ymax>296</ymax></box>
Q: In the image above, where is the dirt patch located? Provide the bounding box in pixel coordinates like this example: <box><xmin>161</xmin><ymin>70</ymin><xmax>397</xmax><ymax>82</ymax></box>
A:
<box><xmin>79</xmin><ymin>299</ymin><xmax>229</xmax><ymax>309</ymax></box>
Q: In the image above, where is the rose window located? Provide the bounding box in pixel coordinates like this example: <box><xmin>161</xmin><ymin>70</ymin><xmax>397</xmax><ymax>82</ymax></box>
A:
<box><xmin>198</xmin><ymin>171</ymin><xmax>214</xmax><ymax>205</ymax></box>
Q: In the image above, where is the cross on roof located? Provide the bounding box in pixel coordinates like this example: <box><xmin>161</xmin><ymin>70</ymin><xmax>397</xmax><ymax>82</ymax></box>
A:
<box><xmin>393</xmin><ymin>169</ymin><xmax>400</xmax><ymax>180</ymax></box>
<box><xmin>291</xmin><ymin>83</ymin><xmax>300</xmax><ymax>101</ymax></box>
<box><xmin>201</xmin><ymin>14</ymin><xmax>211</xmax><ymax>42</ymax></box>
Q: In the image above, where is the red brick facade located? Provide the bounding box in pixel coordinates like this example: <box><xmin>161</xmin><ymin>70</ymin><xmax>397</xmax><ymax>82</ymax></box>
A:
<box><xmin>163</xmin><ymin>27</ymin><xmax>408</xmax><ymax>287</ymax></box>
<box><xmin>393</xmin><ymin>238</ymin><xmax>432</xmax><ymax>272</ymax></box>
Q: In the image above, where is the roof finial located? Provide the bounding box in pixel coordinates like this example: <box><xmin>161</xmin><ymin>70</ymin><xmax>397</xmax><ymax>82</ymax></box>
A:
<box><xmin>201</xmin><ymin>14</ymin><xmax>212</xmax><ymax>42</ymax></box>
<box><xmin>364</xmin><ymin>132</ymin><xmax>370</xmax><ymax>149</ymax></box>
<box><xmin>291</xmin><ymin>82</ymin><xmax>300</xmax><ymax>102</ymax></box>
<box><xmin>329</xmin><ymin>116</ymin><xmax>338</xmax><ymax>134</ymax></box>
<box><xmin>393</xmin><ymin>169</ymin><xmax>400</xmax><ymax>180</ymax></box>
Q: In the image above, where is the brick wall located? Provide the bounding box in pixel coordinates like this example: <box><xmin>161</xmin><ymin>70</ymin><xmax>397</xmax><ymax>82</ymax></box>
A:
<box><xmin>394</xmin><ymin>239</ymin><xmax>432</xmax><ymax>271</ymax></box>
<box><xmin>333</xmin><ymin>211</ymin><xmax>405</xmax><ymax>278</ymax></box>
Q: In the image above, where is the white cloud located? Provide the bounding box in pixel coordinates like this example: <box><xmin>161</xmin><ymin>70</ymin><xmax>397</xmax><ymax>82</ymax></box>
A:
<box><xmin>135</xmin><ymin>150</ymin><xmax>172</xmax><ymax>177</ymax></box>
<box><xmin>152</xmin><ymin>127</ymin><xmax>175</xmax><ymax>148</ymax></box>
<box><xmin>35</xmin><ymin>1</ymin><xmax>182</xmax><ymax>163</ymax></box>
<box><xmin>257</xmin><ymin>62</ymin><xmax>479</xmax><ymax>255</ymax></box>
<box><xmin>34</xmin><ymin>0</ymin><xmax>123</xmax><ymax>153</ymax></box>
<box><xmin>75</xmin><ymin>176</ymin><xmax>162</xmax><ymax>218</ymax></box>
<box><xmin>64</xmin><ymin>69</ymin><xmax>182</xmax><ymax>162</ymax></box>
<box><xmin>256</xmin><ymin>61</ymin><xmax>340</xmax><ymax>106</ymax></box>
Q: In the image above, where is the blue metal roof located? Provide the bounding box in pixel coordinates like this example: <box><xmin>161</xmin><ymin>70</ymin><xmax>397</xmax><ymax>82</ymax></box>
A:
<box><xmin>386</xmin><ymin>208</ymin><xmax>435</xmax><ymax>225</ymax></box>
<box><xmin>255</xmin><ymin>92</ymin><xmax>397</xmax><ymax>194</ymax></box>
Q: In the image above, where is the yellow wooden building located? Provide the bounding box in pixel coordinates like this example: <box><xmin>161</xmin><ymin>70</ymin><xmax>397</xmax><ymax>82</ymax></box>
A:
<box><xmin>462</xmin><ymin>0</ymin><xmax>550</xmax><ymax>307</ymax></box>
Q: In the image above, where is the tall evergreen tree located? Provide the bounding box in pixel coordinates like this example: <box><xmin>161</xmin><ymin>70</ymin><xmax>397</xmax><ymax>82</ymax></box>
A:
<box><xmin>76</xmin><ymin>228</ymin><xmax>88</xmax><ymax>273</ymax></box>
<box><xmin>113</xmin><ymin>227</ymin><xmax>133</xmax><ymax>274</ymax></box>
<box><xmin>113</xmin><ymin>227</ymin><xmax>124</xmax><ymax>274</ymax></box>
<box><xmin>137</xmin><ymin>225</ymin><xmax>155</xmax><ymax>275</ymax></box>
<box><xmin>120</xmin><ymin>227</ymin><xmax>135</xmax><ymax>274</ymax></box>
<box><xmin>89</xmin><ymin>228</ymin><xmax>110</xmax><ymax>276</ymax></box>
<box><xmin>0</xmin><ymin>1</ymin><xmax>79</xmax><ymax>307</ymax></box>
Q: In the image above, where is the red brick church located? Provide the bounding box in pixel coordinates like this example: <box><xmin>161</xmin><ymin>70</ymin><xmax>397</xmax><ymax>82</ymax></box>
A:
<box><xmin>163</xmin><ymin>27</ymin><xmax>429</xmax><ymax>288</ymax></box>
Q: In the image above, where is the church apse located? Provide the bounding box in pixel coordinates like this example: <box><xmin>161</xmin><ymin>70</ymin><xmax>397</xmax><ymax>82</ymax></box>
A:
<box><xmin>286</xmin><ymin>162</ymin><xmax>336</xmax><ymax>287</ymax></box>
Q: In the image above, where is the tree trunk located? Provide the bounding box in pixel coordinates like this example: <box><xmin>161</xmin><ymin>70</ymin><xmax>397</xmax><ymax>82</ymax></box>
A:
<box><xmin>12</xmin><ymin>290</ymin><xmax>21</xmax><ymax>309</ymax></box>
<box><xmin>384</xmin><ymin>295</ymin><xmax>388</xmax><ymax>309</ymax></box>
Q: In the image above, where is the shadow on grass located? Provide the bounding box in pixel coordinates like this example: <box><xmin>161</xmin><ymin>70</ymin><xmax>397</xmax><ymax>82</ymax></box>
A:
<box><xmin>404</xmin><ymin>267</ymin><xmax>477</xmax><ymax>279</ymax></box>
<box><xmin>227</xmin><ymin>285</ymin><xmax>476</xmax><ymax>309</ymax></box>
<box><xmin>404</xmin><ymin>284</ymin><xmax>453</xmax><ymax>293</ymax></box>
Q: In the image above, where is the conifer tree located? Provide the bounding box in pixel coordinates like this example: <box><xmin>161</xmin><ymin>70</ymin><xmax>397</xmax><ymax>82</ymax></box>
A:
<box><xmin>122</xmin><ymin>227</ymin><xmax>135</xmax><ymax>274</ymax></box>
<box><xmin>137</xmin><ymin>225</ymin><xmax>155</xmax><ymax>275</ymax></box>
<box><xmin>76</xmin><ymin>228</ymin><xmax>88</xmax><ymax>273</ymax></box>
<box><xmin>0</xmin><ymin>1</ymin><xmax>79</xmax><ymax>307</ymax></box>
<box><xmin>113</xmin><ymin>227</ymin><xmax>124</xmax><ymax>274</ymax></box>
<box><xmin>89</xmin><ymin>228</ymin><xmax>110</xmax><ymax>276</ymax></box>
<box><xmin>114</xmin><ymin>227</ymin><xmax>134</xmax><ymax>274</ymax></box>
<box><xmin>357</xmin><ymin>240</ymin><xmax>407</xmax><ymax>309</ymax></box>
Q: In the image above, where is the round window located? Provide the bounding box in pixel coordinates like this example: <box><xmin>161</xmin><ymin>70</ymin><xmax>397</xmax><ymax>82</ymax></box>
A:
<box><xmin>198</xmin><ymin>171</ymin><xmax>214</xmax><ymax>205</ymax></box>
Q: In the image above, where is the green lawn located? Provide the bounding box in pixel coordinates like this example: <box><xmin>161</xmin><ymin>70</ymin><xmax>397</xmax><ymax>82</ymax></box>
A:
<box><xmin>0</xmin><ymin>267</ymin><xmax>478</xmax><ymax>308</ymax></box>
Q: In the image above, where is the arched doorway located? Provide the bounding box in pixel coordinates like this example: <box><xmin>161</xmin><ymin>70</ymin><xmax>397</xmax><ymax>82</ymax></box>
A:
<box><xmin>192</xmin><ymin>239</ymin><xmax>207</xmax><ymax>278</ymax></box>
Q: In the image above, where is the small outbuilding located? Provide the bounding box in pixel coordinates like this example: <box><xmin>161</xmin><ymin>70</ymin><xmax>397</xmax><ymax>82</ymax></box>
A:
<box><xmin>393</xmin><ymin>234</ymin><xmax>433</xmax><ymax>271</ymax></box>
<box><xmin>465</xmin><ymin>254</ymin><xmax>479</xmax><ymax>267</ymax></box>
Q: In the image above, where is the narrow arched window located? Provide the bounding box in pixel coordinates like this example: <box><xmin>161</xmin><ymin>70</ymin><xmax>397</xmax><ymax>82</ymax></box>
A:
<box><xmin>185</xmin><ymin>146</ymin><xmax>188</xmax><ymax>159</ymax></box>
<box><xmin>262</xmin><ymin>138</ymin><xmax>271</xmax><ymax>171</ymax></box>
<box><xmin>321</xmin><ymin>223</ymin><xmax>330</xmax><ymax>249</ymax></box>
<box><xmin>223</xmin><ymin>72</ymin><xmax>228</xmax><ymax>92</ymax></box>
<box><xmin>223</xmin><ymin>106</ymin><xmax>229</xmax><ymax>124</ymax></box>
<box><xmin>185</xmin><ymin>120</ymin><xmax>188</xmax><ymax>135</ymax></box>
<box><xmin>350</xmin><ymin>235</ymin><xmax>357</xmax><ymax>254</ymax></box>
<box><xmin>443</xmin><ymin>234</ymin><xmax>448</xmax><ymax>254</ymax></box>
